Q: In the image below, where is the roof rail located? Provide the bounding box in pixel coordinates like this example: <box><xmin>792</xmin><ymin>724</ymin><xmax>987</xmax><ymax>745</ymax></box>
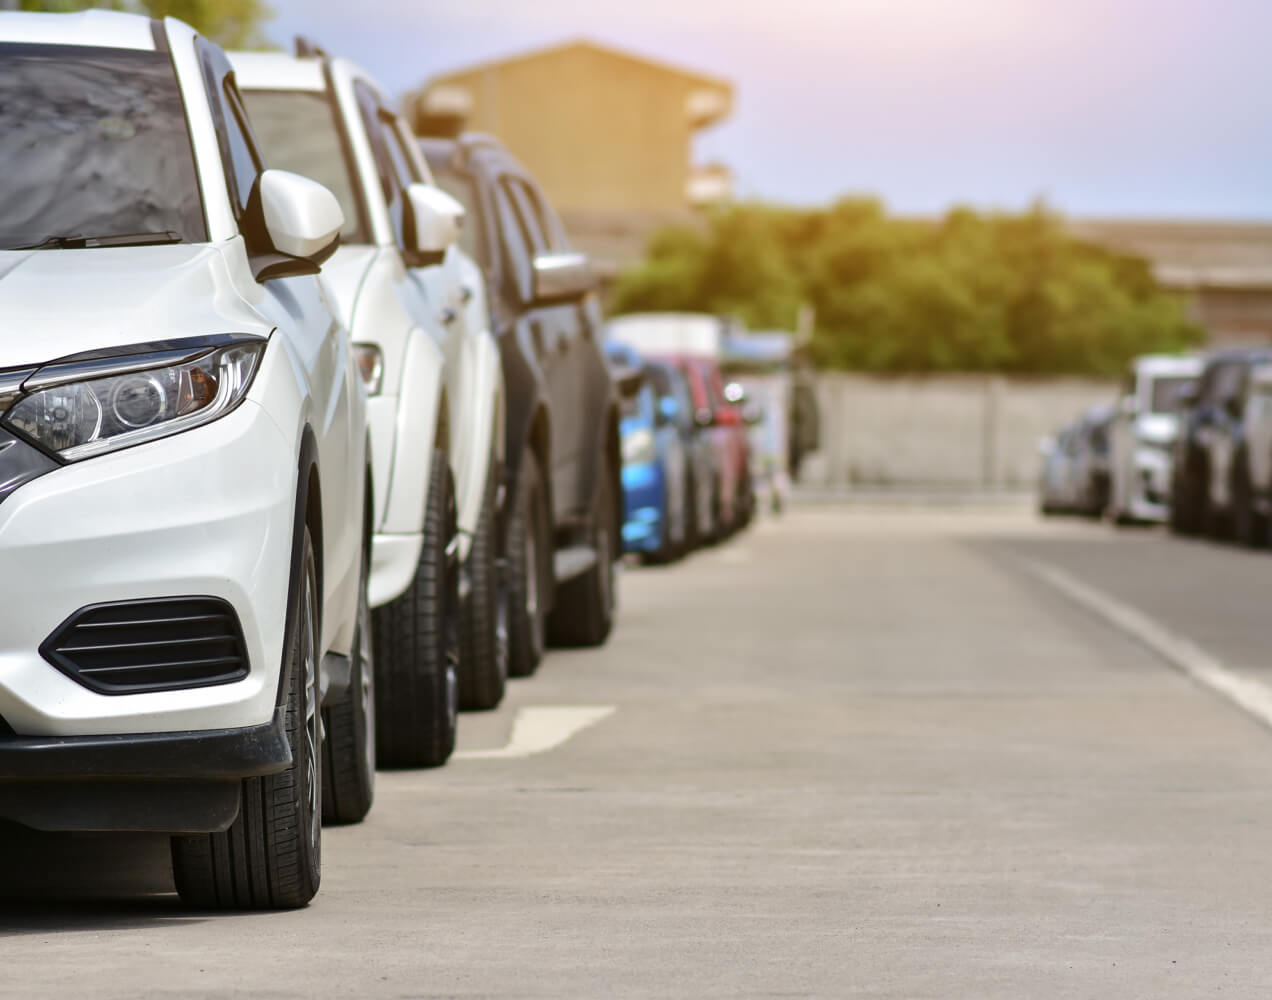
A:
<box><xmin>294</xmin><ymin>35</ymin><xmax>327</xmax><ymax>59</ymax></box>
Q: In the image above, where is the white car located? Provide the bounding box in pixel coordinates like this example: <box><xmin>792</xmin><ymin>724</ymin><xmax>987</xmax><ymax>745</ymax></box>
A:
<box><xmin>0</xmin><ymin>12</ymin><xmax>373</xmax><ymax>908</ymax></box>
<box><xmin>233</xmin><ymin>46</ymin><xmax>506</xmax><ymax>767</ymax></box>
<box><xmin>1108</xmin><ymin>354</ymin><xmax>1202</xmax><ymax>523</ymax></box>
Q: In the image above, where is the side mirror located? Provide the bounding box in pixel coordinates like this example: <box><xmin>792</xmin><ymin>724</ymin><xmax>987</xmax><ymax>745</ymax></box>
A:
<box><xmin>405</xmin><ymin>183</ymin><xmax>462</xmax><ymax>266</ymax></box>
<box><xmin>531</xmin><ymin>252</ymin><xmax>596</xmax><ymax>307</ymax></box>
<box><xmin>251</xmin><ymin>169</ymin><xmax>343</xmax><ymax>279</ymax></box>
<box><xmin>614</xmin><ymin>365</ymin><xmax>644</xmax><ymax>400</ymax></box>
<box><xmin>694</xmin><ymin>407</ymin><xmax>714</xmax><ymax>429</ymax></box>
<box><xmin>1119</xmin><ymin>395</ymin><xmax>1139</xmax><ymax>418</ymax></box>
<box><xmin>657</xmin><ymin>396</ymin><xmax>680</xmax><ymax>426</ymax></box>
<box><xmin>1225</xmin><ymin>394</ymin><xmax>1243</xmax><ymax>420</ymax></box>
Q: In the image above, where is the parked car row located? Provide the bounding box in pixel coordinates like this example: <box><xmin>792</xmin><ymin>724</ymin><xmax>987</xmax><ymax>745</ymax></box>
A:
<box><xmin>1040</xmin><ymin>348</ymin><xmax>1272</xmax><ymax>553</ymax></box>
<box><xmin>0</xmin><ymin>11</ymin><xmax>626</xmax><ymax>909</ymax></box>
<box><xmin>603</xmin><ymin>315</ymin><xmax>758</xmax><ymax>562</ymax></box>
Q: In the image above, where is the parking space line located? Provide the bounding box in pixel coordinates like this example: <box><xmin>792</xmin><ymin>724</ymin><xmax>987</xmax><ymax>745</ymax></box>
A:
<box><xmin>1022</xmin><ymin>558</ymin><xmax>1272</xmax><ymax>730</ymax></box>
<box><xmin>454</xmin><ymin>706</ymin><xmax>616</xmax><ymax>760</ymax></box>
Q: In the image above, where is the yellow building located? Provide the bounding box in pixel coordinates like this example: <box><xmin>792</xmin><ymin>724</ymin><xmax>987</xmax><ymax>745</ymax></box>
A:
<box><xmin>411</xmin><ymin>39</ymin><xmax>734</xmax><ymax>272</ymax></box>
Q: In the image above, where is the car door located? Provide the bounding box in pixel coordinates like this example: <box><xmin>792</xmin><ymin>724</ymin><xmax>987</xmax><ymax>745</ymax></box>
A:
<box><xmin>200</xmin><ymin>42</ymin><xmax>358</xmax><ymax>635</ymax></box>
<box><xmin>498</xmin><ymin>174</ymin><xmax>585</xmax><ymax>519</ymax></box>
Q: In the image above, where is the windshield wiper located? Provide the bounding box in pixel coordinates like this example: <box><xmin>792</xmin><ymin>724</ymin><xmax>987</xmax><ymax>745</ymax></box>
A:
<box><xmin>8</xmin><ymin>231</ymin><xmax>182</xmax><ymax>250</ymax></box>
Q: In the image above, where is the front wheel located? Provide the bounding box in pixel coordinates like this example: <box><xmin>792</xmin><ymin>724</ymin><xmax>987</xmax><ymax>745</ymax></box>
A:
<box><xmin>171</xmin><ymin>525</ymin><xmax>323</xmax><ymax>909</ymax></box>
<box><xmin>372</xmin><ymin>449</ymin><xmax>459</xmax><ymax>768</ymax></box>
<box><xmin>321</xmin><ymin>547</ymin><xmax>375</xmax><ymax>824</ymax></box>
<box><xmin>548</xmin><ymin>450</ymin><xmax>617</xmax><ymax>647</ymax></box>
<box><xmin>507</xmin><ymin>456</ymin><xmax>549</xmax><ymax>678</ymax></box>
<box><xmin>459</xmin><ymin>457</ymin><xmax>508</xmax><ymax>710</ymax></box>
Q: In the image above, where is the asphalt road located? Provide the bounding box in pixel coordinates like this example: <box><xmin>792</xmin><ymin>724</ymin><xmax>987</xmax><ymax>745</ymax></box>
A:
<box><xmin>5</xmin><ymin>505</ymin><xmax>1272</xmax><ymax>998</ymax></box>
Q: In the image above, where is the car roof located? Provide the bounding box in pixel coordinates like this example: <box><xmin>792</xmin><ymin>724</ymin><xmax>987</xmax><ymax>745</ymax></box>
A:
<box><xmin>230</xmin><ymin>50</ymin><xmax>326</xmax><ymax>91</ymax></box>
<box><xmin>1134</xmin><ymin>354</ymin><xmax>1202</xmax><ymax>377</ymax></box>
<box><xmin>0</xmin><ymin>10</ymin><xmax>159</xmax><ymax>50</ymax></box>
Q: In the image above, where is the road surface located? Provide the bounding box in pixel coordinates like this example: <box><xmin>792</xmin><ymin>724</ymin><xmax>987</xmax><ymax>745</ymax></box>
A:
<box><xmin>4</xmin><ymin>505</ymin><xmax>1272</xmax><ymax>998</ymax></box>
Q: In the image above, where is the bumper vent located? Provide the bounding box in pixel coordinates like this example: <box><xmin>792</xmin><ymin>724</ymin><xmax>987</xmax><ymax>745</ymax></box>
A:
<box><xmin>41</xmin><ymin>598</ymin><xmax>249</xmax><ymax>696</ymax></box>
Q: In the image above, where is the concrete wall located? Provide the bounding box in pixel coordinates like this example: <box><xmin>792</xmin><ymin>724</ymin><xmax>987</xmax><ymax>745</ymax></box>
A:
<box><xmin>803</xmin><ymin>374</ymin><xmax>1117</xmax><ymax>489</ymax></box>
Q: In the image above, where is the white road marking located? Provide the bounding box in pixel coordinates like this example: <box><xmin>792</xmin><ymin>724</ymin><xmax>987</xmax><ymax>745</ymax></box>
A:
<box><xmin>1022</xmin><ymin>558</ymin><xmax>1272</xmax><ymax>730</ymax></box>
<box><xmin>454</xmin><ymin>706</ymin><xmax>616</xmax><ymax>760</ymax></box>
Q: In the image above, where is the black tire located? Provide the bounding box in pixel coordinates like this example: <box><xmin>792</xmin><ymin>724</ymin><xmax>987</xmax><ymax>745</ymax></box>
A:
<box><xmin>683</xmin><ymin>473</ymin><xmax>700</xmax><ymax>552</ymax></box>
<box><xmin>1170</xmin><ymin>454</ymin><xmax>1203</xmax><ymax>536</ymax></box>
<box><xmin>1231</xmin><ymin>454</ymin><xmax>1265</xmax><ymax>548</ymax></box>
<box><xmin>171</xmin><ymin>526</ymin><xmax>322</xmax><ymax>910</ymax></box>
<box><xmin>371</xmin><ymin>449</ymin><xmax>459</xmax><ymax>768</ymax></box>
<box><xmin>548</xmin><ymin>451</ymin><xmax>617</xmax><ymax>647</ymax></box>
<box><xmin>507</xmin><ymin>455</ymin><xmax>548</xmax><ymax>678</ymax></box>
<box><xmin>459</xmin><ymin>458</ymin><xmax>507</xmax><ymax>710</ymax></box>
<box><xmin>321</xmin><ymin>548</ymin><xmax>375</xmax><ymax>824</ymax></box>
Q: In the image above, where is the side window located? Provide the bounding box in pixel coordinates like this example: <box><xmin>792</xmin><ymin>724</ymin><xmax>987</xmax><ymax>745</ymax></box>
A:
<box><xmin>503</xmin><ymin>180</ymin><xmax>549</xmax><ymax>257</ymax></box>
<box><xmin>353</xmin><ymin>81</ymin><xmax>405</xmax><ymax>245</ymax></box>
<box><xmin>196</xmin><ymin>39</ymin><xmax>262</xmax><ymax>222</ymax></box>
<box><xmin>492</xmin><ymin>179</ymin><xmax>533</xmax><ymax>299</ymax></box>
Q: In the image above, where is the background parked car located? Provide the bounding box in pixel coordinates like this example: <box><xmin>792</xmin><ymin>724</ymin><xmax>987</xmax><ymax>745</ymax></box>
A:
<box><xmin>604</xmin><ymin>343</ymin><xmax>691</xmax><ymax>562</ymax></box>
<box><xmin>421</xmin><ymin>133</ymin><xmax>622</xmax><ymax>669</ymax></box>
<box><xmin>1108</xmin><ymin>354</ymin><xmax>1202</xmax><ymax>524</ymax></box>
<box><xmin>607</xmin><ymin>313</ymin><xmax>753</xmax><ymax>540</ymax></box>
<box><xmin>235</xmin><ymin>47</ymin><xmax>504</xmax><ymax>768</ymax></box>
<box><xmin>1170</xmin><ymin>347</ymin><xmax>1272</xmax><ymax>539</ymax></box>
<box><xmin>1039</xmin><ymin>405</ymin><xmax>1114</xmax><ymax>516</ymax></box>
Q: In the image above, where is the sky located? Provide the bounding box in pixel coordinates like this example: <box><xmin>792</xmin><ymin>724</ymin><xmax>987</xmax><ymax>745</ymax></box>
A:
<box><xmin>265</xmin><ymin>0</ymin><xmax>1272</xmax><ymax>219</ymax></box>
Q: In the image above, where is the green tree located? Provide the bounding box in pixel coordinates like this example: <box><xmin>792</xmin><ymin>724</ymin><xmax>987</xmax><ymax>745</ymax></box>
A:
<box><xmin>612</xmin><ymin>200</ymin><xmax>1201</xmax><ymax>376</ymax></box>
<box><xmin>19</xmin><ymin>0</ymin><xmax>273</xmax><ymax>47</ymax></box>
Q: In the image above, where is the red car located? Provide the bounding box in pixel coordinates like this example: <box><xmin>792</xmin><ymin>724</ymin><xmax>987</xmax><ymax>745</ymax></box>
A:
<box><xmin>667</xmin><ymin>354</ymin><xmax>752</xmax><ymax>539</ymax></box>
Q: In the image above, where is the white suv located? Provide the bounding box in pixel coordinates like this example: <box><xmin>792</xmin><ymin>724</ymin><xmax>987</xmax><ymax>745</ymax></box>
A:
<box><xmin>1108</xmin><ymin>354</ymin><xmax>1202</xmax><ymax>523</ymax></box>
<box><xmin>0</xmin><ymin>12</ymin><xmax>373</xmax><ymax>909</ymax></box>
<box><xmin>234</xmin><ymin>47</ymin><xmax>506</xmax><ymax>767</ymax></box>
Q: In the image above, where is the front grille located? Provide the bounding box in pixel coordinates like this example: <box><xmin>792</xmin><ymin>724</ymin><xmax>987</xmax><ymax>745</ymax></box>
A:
<box><xmin>41</xmin><ymin>598</ymin><xmax>249</xmax><ymax>695</ymax></box>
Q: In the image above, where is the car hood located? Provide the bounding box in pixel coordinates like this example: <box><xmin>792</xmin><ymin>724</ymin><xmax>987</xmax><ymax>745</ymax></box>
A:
<box><xmin>0</xmin><ymin>244</ymin><xmax>271</xmax><ymax>369</ymax></box>
<box><xmin>1135</xmin><ymin>413</ymin><xmax>1178</xmax><ymax>445</ymax></box>
<box><xmin>317</xmin><ymin>245</ymin><xmax>380</xmax><ymax>330</ymax></box>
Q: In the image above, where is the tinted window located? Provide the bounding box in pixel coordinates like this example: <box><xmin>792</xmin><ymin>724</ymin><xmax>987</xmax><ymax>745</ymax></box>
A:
<box><xmin>353</xmin><ymin>81</ymin><xmax>405</xmax><ymax>245</ymax></box>
<box><xmin>1149</xmin><ymin>375</ymin><xmax>1191</xmax><ymax>414</ymax></box>
<box><xmin>242</xmin><ymin>89</ymin><xmax>369</xmax><ymax>243</ymax></box>
<box><xmin>0</xmin><ymin>43</ymin><xmax>207</xmax><ymax>248</ymax></box>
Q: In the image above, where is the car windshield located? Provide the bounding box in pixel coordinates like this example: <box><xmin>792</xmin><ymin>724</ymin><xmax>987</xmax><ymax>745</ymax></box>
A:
<box><xmin>431</xmin><ymin>168</ymin><xmax>484</xmax><ymax>264</ymax></box>
<box><xmin>1149</xmin><ymin>375</ymin><xmax>1191</xmax><ymax>414</ymax></box>
<box><xmin>241</xmin><ymin>89</ymin><xmax>368</xmax><ymax>244</ymax></box>
<box><xmin>0</xmin><ymin>43</ymin><xmax>207</xmax><ymax>250</ymax></box>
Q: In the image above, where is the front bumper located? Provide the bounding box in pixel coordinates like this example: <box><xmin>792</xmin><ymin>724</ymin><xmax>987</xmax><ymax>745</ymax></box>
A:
<box><xmin>0</xmin><ymin>399</ymin><xmax>296</xmax><ymax>739</ymax></box>
<box><xmin>0</xmin><ymin>710</ymin><xmax>290</xmax><ymax>832</ymax></box>
<box><xmin>621</xmin><ymin>462</ymin><xmax>665</xmax><ymax>553</ymax></box>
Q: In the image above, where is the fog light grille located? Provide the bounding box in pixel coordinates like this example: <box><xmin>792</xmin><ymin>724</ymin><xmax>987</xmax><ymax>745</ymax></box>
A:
<box><xmin>41</xmin><ymin>598</ymin><xmax>249</xmax><ymax>695</ymax></box>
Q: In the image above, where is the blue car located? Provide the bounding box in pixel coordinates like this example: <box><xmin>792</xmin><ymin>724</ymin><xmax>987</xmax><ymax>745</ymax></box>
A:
<box><xmin>605</xmin><ymin>344</ymin><xmax>690</xmax><ymax>562</ymax></box>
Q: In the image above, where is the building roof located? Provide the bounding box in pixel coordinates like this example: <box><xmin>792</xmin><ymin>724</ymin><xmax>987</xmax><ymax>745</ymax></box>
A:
<box><xmin>426</xmin><ymin>37</ymin><xmax>733</xmax><ymax>95</ymax></box>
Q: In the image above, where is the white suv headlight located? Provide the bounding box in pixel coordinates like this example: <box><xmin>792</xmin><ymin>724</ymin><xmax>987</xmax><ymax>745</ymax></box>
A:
<box><xmin>2</xmin><ymin>339</ymin><xmax>265</xmax><ymax>461</ymax></box>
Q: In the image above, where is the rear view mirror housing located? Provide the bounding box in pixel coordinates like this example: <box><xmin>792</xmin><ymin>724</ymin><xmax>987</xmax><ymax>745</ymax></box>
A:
<box><xmin>530</xmin><ymin>253</ymin><xmax>596</xmax><ymax>307</ymax></box>
<box><xmin>404</xmin><ymin>183</ymin><xmax>462</xmax><ymax>267</ymax></box>
<box><xmin>248</xmin><ymin>169</ymin><xmax>344</xmax><ymax>280</ymax></box>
